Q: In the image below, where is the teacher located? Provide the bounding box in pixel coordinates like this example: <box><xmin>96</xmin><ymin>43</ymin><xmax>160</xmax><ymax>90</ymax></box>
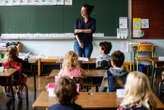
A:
<box><xmin>74</xmin><ymin>4</ymin><xmax>96</xmax><ymax>58</ymax></box>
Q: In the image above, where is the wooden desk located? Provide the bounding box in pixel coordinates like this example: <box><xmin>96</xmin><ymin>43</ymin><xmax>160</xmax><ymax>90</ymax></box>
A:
<box><xmin>38</xmin><ymin>57</ymin><xmax>132</xmax><ymax>77</ymax></box>
<box><xmin>33</xmin><ymin>91</ymin><xmax>164</xmax><ymax>110</ymax></box>
<box><xmin>0</xmin><ymin>68</ymin><xmax>17</xmax><ymax>77</ymax></box>
<box><xmin>38</xmin><ymin>58</ymin><xmax>96</xmax><ymax>76</ymax></box>
<box><xmin>48</xmin><ymin>69</ymin><xmax>106</xmax><ymax>92</ymax></box>
<box><xmin>0</xmin><ymin>68</ymin><xmax>17</xmax><ymax>99</ymax></box>
<box><xmin>38</xmin><ymin>57</ymin><xmax>58</xmax><ymax>76</ymax></box>
<box><xmin>49</xmin><ymin>69</ymin><xmax>106</xmax><ymax>78</ymax></box>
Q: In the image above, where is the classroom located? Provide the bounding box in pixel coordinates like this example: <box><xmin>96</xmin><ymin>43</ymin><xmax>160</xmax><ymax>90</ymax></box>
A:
<box><xmin>0</xmin><ymin>0</ymin><xmax>164</xmax><ymax>110</ymax></box>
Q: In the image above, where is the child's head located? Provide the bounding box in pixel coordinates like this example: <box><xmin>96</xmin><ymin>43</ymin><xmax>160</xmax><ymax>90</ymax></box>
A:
<box><xmin>161</xmin><ymin>71</ymin><xmax>164</xmax><ymax>80</ymax></box>
<box><xmin>99</xmin><ymin>41</ymin><xmax>112</xmax><ymax>55</ymax></box>
<box><xmin>121</xmin><ymin>71</ymin><xmax>155</xmax><ymax>109</ymax></box>
<box><xmin>54</xmin><ymin>76</ymin><xmax>78</xmax><ymax>105</ymax></box>
<box><xmin>5</xmin><ymin>46</ymin><xmax>18</xmax><ymax>63</ymax></box>
<box><xmin>111</xmin><ymin>50</ymin><xmax>124</xmax><ymax>67</ymax></box>
<box><xmin>63</xmin><ymin>51</ymin><xmax>79</xmax><ymax>68</ymax></box>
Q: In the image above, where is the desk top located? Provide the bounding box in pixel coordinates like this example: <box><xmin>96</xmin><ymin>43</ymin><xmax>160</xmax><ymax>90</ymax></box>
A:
<box><xmin>150</xmin><ymin>58</ymin><xmax>164</xmax><ymax>63</ymax></box>
<box><xmin>49</xmin><ymin>69</ymin><xmax>106</xmax><ymax>78</ymax></box>
<box><xmin>0</xmin><ymin>68</ymin><xmax>17</xmax><ymax>77</ymax></box>
<box><xmin>33</xmin><ymin>91</ymin><xmax>164</xmax><ymax>109</ymax></box>
<box><xmin>38</xmin><ymin>57</ymin><xmax>96</xmax><ymax>64</ymax></box>
<box><xmin>80</xmin><ymin>58</ymin><xmax>96</xmax><ymax>64</ymax></box>
<box><xmin>0</xmin><ymin>48</ymin><xmax>8</xmax><ymax>52</ymax></box>
<box><xmin>32</xmin><ymin>91</ymin><xmax>120</xmax><ymax>109</ymax></box>
<box><xmin>84</xmin><ymin>70</ymin><xmax>106</xmax><ymax>77</ymax></box>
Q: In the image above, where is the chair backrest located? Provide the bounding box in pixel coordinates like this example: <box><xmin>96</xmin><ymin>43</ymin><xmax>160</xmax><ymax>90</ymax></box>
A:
<box><xmin>96</xmin><ymin>60</ymin><xmax>111</xmax><ymax>70</ymax></box>
<box><xmin>136</xmin><ymin>44</ymin><xmax>155</xmax><ymax>72</ymax></box>
<box><xmin>114</xmin><ymin>77</ymin><xmax>124</xmax><ymax>88</ymax></box>
<box><xmin>122</xmin><ymin>62</ymin><xmax>132</xmax><ymax>72</ymax></box>
<box><xmin>105</xmin><ymin>77</ymin><xmax>124</xmax><ymax>89</ymax></box>
<box><xmin>137</xmin><ymin>44</ymin><xmax>155</xmax><ymax>59</ymax></box>
<box><xmin>137</xmin><ymin>44</ymin><xmax>154</xmax><ymax>52</ymax></box>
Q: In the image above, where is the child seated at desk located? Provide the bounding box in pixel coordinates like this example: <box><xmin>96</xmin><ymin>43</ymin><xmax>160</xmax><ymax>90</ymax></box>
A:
<box><xmin>117</xmin><ymin>71</ymin><xmax>156</xmax><ymax>110</ymax></box>
<box><xmin>99</xmin><ymin>50</ymin><xmax>128</xmax><ymax>92</ymax></box>
<box><xmin>3</xmin><ymin>46</ymin><xmax>27</xmax><ymax>97</ymax></box>
<box><xmin>48</xmin><ymin>76</ymin><xmax>82</xmax><ymax>110</ymax></box>
<box><xmin>55</xmin><ymin>51</ymin><xmax>85</xmax><ymax>82</ymax></box>
<box><xmin>96</xmin><ymin>41</ymin><xmax>112</xmax><ymax>69</ymax></box>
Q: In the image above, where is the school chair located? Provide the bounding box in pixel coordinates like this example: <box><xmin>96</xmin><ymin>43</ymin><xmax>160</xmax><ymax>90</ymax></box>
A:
<box><xmin>135</xmin><ymin>44</ymin><xmax>155</xmax><ymax>72</ymax></box>
<box><xmin>122</xmin><ymin>62</ymin><xmax>132</xmax><ymax>72</ymax></box>
<box><xmin>104</xmin><ymin>76</ymin><xmax>125</xmax><ymax>92</ymax></box>
<box><xmin>158</xmin><ymin>80</ymin><xmax>164</xmax><ymax>101</ymax></box>
<box><xmin>96</xmin><ymin>60</ymin><xmax>111</xmax><ymax>70</ymax></box>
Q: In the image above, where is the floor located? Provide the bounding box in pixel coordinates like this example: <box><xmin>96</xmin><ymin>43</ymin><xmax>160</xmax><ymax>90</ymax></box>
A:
<box><xmin>0</xmin><ymin>76</ymin><xmax>54</xmax><ymax>110</ymax></box>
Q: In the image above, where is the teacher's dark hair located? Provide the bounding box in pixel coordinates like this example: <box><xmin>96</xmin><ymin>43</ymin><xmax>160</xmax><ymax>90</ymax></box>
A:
<box><xmin>82</xmin><ymin>4</ymin><xmax>94</xmax><ymax>16</ymax></box>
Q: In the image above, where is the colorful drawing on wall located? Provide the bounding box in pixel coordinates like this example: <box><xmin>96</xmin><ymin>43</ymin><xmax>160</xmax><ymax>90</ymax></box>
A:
<box><xmin>133</xmin><ymin>18</ymin><xmax>141</xmax><ymax>30</ymax></box>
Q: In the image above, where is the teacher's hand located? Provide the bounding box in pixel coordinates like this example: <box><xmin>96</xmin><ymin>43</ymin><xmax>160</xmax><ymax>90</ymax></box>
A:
<box><xmin>79</xmin><ymin>42</ymin><xmax>84</xmax><ymax>48</ymax></box>
<box><xmin>75</xmin><ymin>29</ymin><xmax>83</xmax><ymax>33</ymax></box>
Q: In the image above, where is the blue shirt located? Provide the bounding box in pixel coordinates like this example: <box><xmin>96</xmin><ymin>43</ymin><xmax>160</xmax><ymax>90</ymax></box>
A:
<box><xmin>96</xmin><ymin>54</ymin><xmax>110</xmax><ymax>68</ymax></box>
<box><xmin>74</xmin><ymin>16</ymin><xmax>96</xmax><ymax>43</ymax></box>
<box><xmin>96</xmin><ymin>54</ymin><xmax>110</xmax><ymax>62</ymax></box>
<box><xmin>48</xmin><ymin>103</ymin><xmax>82</xmax><ymax>110</ymax></box>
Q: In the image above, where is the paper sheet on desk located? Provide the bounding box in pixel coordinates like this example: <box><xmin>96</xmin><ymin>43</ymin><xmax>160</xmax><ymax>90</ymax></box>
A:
<box><xmin>116</xmin><ymin>89</ymin><xmax>125</xmax><ymax>98</ymax></box>
<box><xmin>78</xmin><ymin>57</ymin><xmax>88</xmax><ymax>61</ymax></box>
<box><xmin>28</xmin><ymin>55</ymin><xmax>39</xmax><ymax>63</ymax></box>
<box><xmin>159</xmin><ymin>56</ymin><xmax>164</xmax><ymax>61</ymax></box>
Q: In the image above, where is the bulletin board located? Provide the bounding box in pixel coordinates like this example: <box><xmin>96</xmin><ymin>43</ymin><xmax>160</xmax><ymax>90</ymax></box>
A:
<box><xmin>132</xmin><ymin>0</ymin><xmax>164</xmax><ymax>39</ymax></box>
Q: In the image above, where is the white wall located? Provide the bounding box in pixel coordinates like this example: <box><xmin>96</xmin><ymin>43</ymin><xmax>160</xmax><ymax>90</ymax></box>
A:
<box><xmin>8</xmin><ymin>39</ymin><xmax>132</xmax><ymax>61</ymax></box>
<box><xmin>2</xmin><ymin>39</ymin><xmax>164</xmax><ymax>62</ymax></box>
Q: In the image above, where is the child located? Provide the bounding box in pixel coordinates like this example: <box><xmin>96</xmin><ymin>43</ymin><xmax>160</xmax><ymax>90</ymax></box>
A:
<box><xmin>48</xmin><ymin>76</ymin><xmax>82</xmax><ymax>110</ymax></box>
<box><xmin>99</xmin><ymin>50</ymin><xmax>128</xmax><ymax>92</ymax></box>
<box><xmin>55</xmin><ymin>51</ymin><xmax>85</xmax><ymax>82</ymax></box>
<box><xmin>96</xmin><ymin>41</ymin><xmax>112</xmax><ymax>69</ymax></box>
<box><xmin>117</xmin><ymin>71</ymin><xmax>156</xmax><ymax>110</ymax></box>
<box><xmin>158</xmin><ymin>71</ymin><xmax>164</xmax><ymax>97</ymax></box>
<box><xmin>3</xmin><ymin>46</ymin><xmax>27</xmax><ymax>97</ymax></box>
<box><xmin>161</xmin><ymin>71</ymin><xmax>164</xmax><ymax>83</ymax></box>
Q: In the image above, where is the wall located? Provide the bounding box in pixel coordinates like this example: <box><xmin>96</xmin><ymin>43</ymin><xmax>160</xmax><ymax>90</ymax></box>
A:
<box><xmin>1</xmin><ymin>0</ymin><xmax>164</xmax><ymax>60</ymax></box>
<box><xmin>2</xmin><ymin>39</ymin><xmax>163</xmax><ymax>62</ymax></box>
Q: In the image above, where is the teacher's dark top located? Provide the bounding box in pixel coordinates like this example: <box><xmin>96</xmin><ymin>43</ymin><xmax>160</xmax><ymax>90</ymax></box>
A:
<box><xmin>74</xmin><ymin>16</ymin><xmax>96</xmax><ymax>44</ymax></box>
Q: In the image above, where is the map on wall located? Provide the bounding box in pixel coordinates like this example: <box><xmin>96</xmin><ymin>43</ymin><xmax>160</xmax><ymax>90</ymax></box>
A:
<box><xmin>0</xmin><ymin>0</ymin><xmax>72</xmax><ymax>6</ymax></box>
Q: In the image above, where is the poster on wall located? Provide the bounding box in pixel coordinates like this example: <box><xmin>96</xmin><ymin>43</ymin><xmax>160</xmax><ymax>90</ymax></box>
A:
<box><xmin>65</xmin><ymin>0</ymin><xmax>72</xmax><ymax>5</ymax></box>
<box><xmin>56</xmin><ymin>0</ymin><xmax>64</xmax><ymax>5</ymax></box>
<box><xmin>119</xmin><ymin>17</ymin><xmax>128</xmax><ymax>28</ymax></box>
<box><xmin>133</xmin><ymin>18</ymin><xmax>141</xmax><ymax>30</ymax></box>
<box><xmin>141</xmin><ymin>19</ymin><xmax>149</xmax><ymax>28</ymax></box>
<box><xmin>133</xmin><ymin>29</ymin><xmax>141</xmax><ymax>38</ymax></box>
<box><xmin>0</xmin><ymin>0</ymin><xmax>72</xmax><ymax>5</ymax></box>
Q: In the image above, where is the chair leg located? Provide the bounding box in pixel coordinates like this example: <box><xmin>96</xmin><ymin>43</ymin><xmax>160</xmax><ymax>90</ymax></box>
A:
<box><xmin>23</xmin><ymin>83</ymin><xmax>29</xmax><ymax>106</ymax></box>
<box><xmin>137</xmin><ymin>60</ymin><xmax>138</xmax><ymax>71</ymax></box>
